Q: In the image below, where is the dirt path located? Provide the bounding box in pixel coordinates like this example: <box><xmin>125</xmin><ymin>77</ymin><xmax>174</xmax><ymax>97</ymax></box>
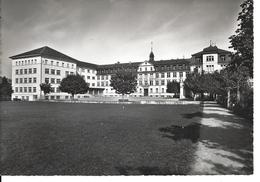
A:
<box><xmin>189</xmin><ymin>102</ymin><xmax>253</xmax><ymax>175</ymax></box>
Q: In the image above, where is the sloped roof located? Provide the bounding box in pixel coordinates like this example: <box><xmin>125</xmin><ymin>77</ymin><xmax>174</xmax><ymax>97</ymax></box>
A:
<box><xmin>10</xmin><ymin>46</ymin><xmax>98</xmax><ymax>69</ymax></box>
<box><xmin>192</xmin><ymin>45</ymin><xmax>231</xmax><ymax>57</ymax></box>
<box><xmin>97</xmin><ymin>62</ymin><xmax>142</xmax><ymax>69</ymax></box>
<box><xmin>153</xmin><ymin>58</ymin><xmax>191</xmax><ymax>66</ymax></box>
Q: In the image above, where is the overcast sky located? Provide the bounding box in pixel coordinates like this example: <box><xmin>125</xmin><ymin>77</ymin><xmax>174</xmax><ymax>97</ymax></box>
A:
<box><xmin>1</xmin><ymin>0</ymin><xmax>243</xmax><ymax>77</ymax></box>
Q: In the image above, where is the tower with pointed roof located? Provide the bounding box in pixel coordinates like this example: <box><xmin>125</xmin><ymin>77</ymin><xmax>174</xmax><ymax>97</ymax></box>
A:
<box><xmin>149</xmin><ymin>41</ymin><xmax>154</xmax><ymax>62</ymax></box>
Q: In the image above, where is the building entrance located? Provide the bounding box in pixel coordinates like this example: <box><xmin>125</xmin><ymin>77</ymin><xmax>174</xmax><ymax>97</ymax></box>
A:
<box><xmin>144</xmin><ymin>88</ymin><xmax>148</xmax><ymax>96</ymax></box>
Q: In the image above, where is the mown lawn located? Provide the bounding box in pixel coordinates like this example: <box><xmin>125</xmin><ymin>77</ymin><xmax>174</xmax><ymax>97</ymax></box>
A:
<box><xmin>0</xmin><ymin>101</ymin><xmax>202</xmax><ymax>175</ymax></box>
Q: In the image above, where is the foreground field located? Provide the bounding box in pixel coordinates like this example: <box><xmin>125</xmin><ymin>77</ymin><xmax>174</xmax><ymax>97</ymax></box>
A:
<box><xmin>0</xmin><ymin>101</ymin><xmax>253</xmax><ymax>175</ymax></box>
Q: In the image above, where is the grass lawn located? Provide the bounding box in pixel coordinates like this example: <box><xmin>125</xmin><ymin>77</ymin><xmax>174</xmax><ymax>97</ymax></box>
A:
<box><xmin>0</xmin><ymin>101</ymin><xmax>202</xmax><ymax>175</ymax></box>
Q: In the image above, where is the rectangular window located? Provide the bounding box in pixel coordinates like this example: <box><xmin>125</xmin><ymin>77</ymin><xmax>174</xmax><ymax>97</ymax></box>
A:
<box><xmin>179</xmin><ymin>72</ymin><xmax>183</xmax><ymax>77</ymax></box>
<box><xmin>20</xmin><ymin>78</ymin><xmax>23</xmax><ymax>83</ymax></box>
<box><xmin>167</xmin><ymin>72</ymin><xmax>170</xmax><ymax>78</ymax></box>
<box><xmin>20</xmin><ymin>87</ymin><xmax>23</xmax><ymax>92</ymax></box>
<box><xmin>101</xmin><ymin>82</ymin><xmax>104</xmax><ymax>86</ymax></box>
<box><xmin>173</xmin><ymin>72</ymin><xmax>177</xmax><ymax>77</ymax></box>
<box><xmin>33</xmin><ymin>87</ymin><xmax>36</xmax><ymax>92</ymax></box>
<box><xmin>150</xmin><ymin>80</ymin><xmax>153</xmax><ymax>86</ymax></box>
<box><xmin>33</xmin><ymin>68</ymin><xmax>37</xmax><ymax>73</ymax></box>
<box><xmin>161</xmin><ymin>73</ymin><xmax>165</xmax><ymax>78</ymax></box>
<box><xmin>29</xmin><ymin>78</ymin><xmax>32</xmax><ymax>83</ymax></box>
<box><xmin>16</xmin><ymin>70</ymin><xmax>19</xmax><ymax>75</ymax></box>
<box><xmin>156</xmin><ymin>81</ymin><xmax>159</xmax><ymax>85</ymax></box>
<box><xmin>51</xmin><ymin>61</ymin><xmax>53</xmax><ymax>65</ymax></box>
<box><xmin>162</xmin><ymin>88</ymin><xmax>164</xmax><ymax>93</ymax></box>
<box><xmin>56</xmin><ymin>87</ymin><xmax>60</xmax><ymax>93</ymax></box>
<box><xmin>70</xmin><ymin>72</ymin><xmax>74</xmax><ymax>75</ymax></box>
<box><xmin>92</xmin><ymin>76</ymin><xmax>95</xmax><ymax>80</ymax></box>
<box><xmin>92</xmin><ymin>83</ymin><xmax>95</xmax><ymax>86</ymax></box>
<box><xmin>56</xmin><ymin>70</ymin><xmax>61</xmax><ymax>75</ymax></box>
<box><xmin>62</xmin><ymin>63</ymin><xmax>64</xmax><ymax>67</ymax></box>
<box><xmin>45</xmin><ymin>78</ymin><xmax>49</xmax><ymax>83</ymax></box>
<box><xmin>51</xmin><ymin>69</ymin><xmax>55</xmax><ymax>75</ymax></box>
<box><xmin>97</xmin><ymin>82</ymin><xmax>100</xmax><ymax>86</ymax></box>
<box><xmin>56</xmin><ymin>62</ymin><xmax>59</xmax><ymax>66</ymax></box>
<box><xmin>24</xmin><ymin>87</ymin><xmax>27</xmax><ymax>93</ymax></box>
<box><xmin>65</xmin><ymin>71</ymin><xmax>69</xmax><ymax>76</ymax></box>
<box><xmin>29</xmin><ymin>68</ymin><xmax>32</xmax><ymax>74</ymax></box>
<box><xmin>51</xmin><ymin>78</ymin><xmax>55</xmax><ymax>84</ymax></box>
<box><xmin>161</xmin><ymin>80</ymin><xmax>165</xmax><ymax>85</ymax></box>
<box><xmin>156</xmin><ymin>73</ymin><xmax>159</xmax><ymax>78</ymax></box>
<box><xmin>33</xmin><ymin>77</ymin><xmax>37</xmax><ymax>83</ymax></box>
<box><xmin>156</xmin><ymin>88</ymin><xmax>158</xmax><ymax>93</ymax></box>
<box><xmin>24</xmin><ymin>69</ymin><xmax>27</xmax><ymax>74</ymax></box>
<box><xmin>56</xmin><ymin>79</ymin><xmax>61</xmax><ymax>84</ymax></box>
<box><xmin>206</xmin><ymin>56</ymin><xmax>214</xmax><ymax>61</ymax></box>
<box><xmin>45</xmin><ymin>68</ymin><xmax>49</xmax><ymax>74</ymax></box>
<box><xmin>15</xmin><ymin>87</ymin><xmax>18</xmax><ymax>92</ymax></box>
<box><xmin>97</xmin><ymin>75</ymin><xmax>100</xmax><ymax>80</ymax></box>
<box><xmin>15</xmin><ymin>78</ymin><xmax>19</xmax><ymax>83</ymax></box>
<box><xmin>87</xmin><ymin>76</ymin><xmax>90</xmax><ymax>79</ymax></box>
<box><xmin>28</xmin><ymin>87</ymin><xmax>32</xmax><ymax>93</ymax></box>
<box><xmin>150</xmin><ymin>88</ymin><xmax>153</xmax><ymax>93</ymax></box>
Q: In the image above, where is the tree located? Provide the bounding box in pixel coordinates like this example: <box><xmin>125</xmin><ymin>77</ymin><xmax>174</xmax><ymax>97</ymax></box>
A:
<box><xmin>0</xmin><ymin>76</ymin><xmax>13</xmax><ymax>101</ymax></box>
<box><xmin>110</xmin><ymin>70</ymin><xmax>137</xmax><ymax>98</ymax></box>
<box><xmin>40</xmin><ymin>83</ymin><xmax>52</xmax><ymax>98</ymax></box>
<box><xmin>166</xmin><ymin>80</ymin><xmax>180</xmax><ymax>97</ymax></box>
<box><xmin>229</xmin><ymin>0</ymin><xmax>253</xmax><ymax>77</ymax></box>
<box><xmin>59</xmin><ymin>74</ymin><xmax>89</xmax><ymax>99</ymax></box>
<box><xmin>184</xmin><ymin>72</ymin><xmax>204</xmax><ymax>100</ymax></box>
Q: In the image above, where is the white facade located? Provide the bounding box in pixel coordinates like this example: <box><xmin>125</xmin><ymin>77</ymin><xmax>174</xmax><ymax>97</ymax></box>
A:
<box><xmin>11</xmin><ymin>56</ymin><xmax>95</xmax><ymax>101</ymax></box>
<box><xmin>10</xmin><ymin>45</ymin><xmax>231</xmax><ymax>100</ymax></box>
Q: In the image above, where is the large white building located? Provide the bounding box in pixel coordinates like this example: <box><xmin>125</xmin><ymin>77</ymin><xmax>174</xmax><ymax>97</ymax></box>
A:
<box><xmin>10</xmin><ymin>45</ymin><xmax>231</xmax><ymax>101</ymax></box>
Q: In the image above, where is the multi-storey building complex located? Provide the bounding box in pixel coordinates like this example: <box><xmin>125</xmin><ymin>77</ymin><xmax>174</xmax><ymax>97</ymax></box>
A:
<box><xmin>10</xmin><ymin>44</ymin><xmax>231</xmax><ymax>101</ymax></box>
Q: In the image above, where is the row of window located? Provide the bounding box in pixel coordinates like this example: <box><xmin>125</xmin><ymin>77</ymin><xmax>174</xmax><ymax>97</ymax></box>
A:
<box><xmin>45</xmin><ymin>78</ymin><xmax>61</xmax><ymax>84</ymax></box>
<box><xmin>45</xmin><ymin>68</ymin><xmax>61</xmax><ymax>75</ymax></box>
<box><xmin>82</xmin><ymin>75</ymin><xmax>95</xmax><ymax>80</ymax></box>
<box><xmin>206</xmin><ymin>56</ymin><xmax>214</xmax><ymax>62</ymax></box>
<box><xmin>139</xmin><ymin>64</ymin><xmax>188</xmax><ymax>72</ymax></box>
<box><xmin>14</xmin><ymin>87</ymin><xmax>37</xmax><ymax>93</ymax></box>
<box><xmin>139</xmin><ymin>79</ymin><xmax>176</xmax><ymax>86</ymax></box>
<box><xmin>139</xmin><ymin>87</ymin><xmax>165</xmax><ymax>93</ymax></box>
<box><xmin>15</xmin><ymin>68</ymin><xmax>37</xmax><ymax>75</ymax></box>
<box><xmin>97</xmin><ymin>82</ymin><xmax>109</xmax><ymax>87</ymax></box>
<box><xmin>15</xmin><ymin>77</ymin><xmax>37</xmax><ymax>84</ymax></box>
<box><xmin>206</xmin><ymin>65</ymin><xmax>215</xmax><ymax>72</ymax></box>
<box><xmin>44</xmin><ymin>59</ymin><xmax>75</xmax><ymax>69</ymax></box>
<box><xmin>138</xmin><ymin>72</ymin><xmax>187</xmax><ymax>78</ymax></box>
<box><xmin>15</xmin><ymin>59</ymin><xmax>37</xmax><ymax>66</ymax></box>
<box><xmin>97</xmin><ymin>75</ymin><xmax>109</xmax><ymax>80</ymax></box>
<box><xmin>78</xmin><ymin>68</ymin><xmax>95</xmax><ymax>74</ymax></box>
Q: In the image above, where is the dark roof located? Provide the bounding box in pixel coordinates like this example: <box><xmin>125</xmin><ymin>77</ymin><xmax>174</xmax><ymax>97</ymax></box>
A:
<box><xmin>10</xmin><ymin>46</ymin><xmax>98</xmax><ymax>69</ymax></box>
<box><xmin>192</xmin><ymin>45</ymin><xmax>231</xmax><ymax>57</ymax></box>
<box><xmin>97</xmin><ymin>62</ymin><xmax>142</xmax><ymax>69</ymax></box>
<box><xmin>153</xmin><ymin>58</ymin><xmax>191</xmax><ymax>66</ymax></box>
<box><xmin>76</xmin><ymin>60</ymin><xmax>98</xmax><ymax>69</ymax></box>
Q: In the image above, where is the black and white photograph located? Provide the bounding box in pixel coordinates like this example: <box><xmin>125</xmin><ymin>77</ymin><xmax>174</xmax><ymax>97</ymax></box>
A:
<box><xmin>0</xmin><ymin>0</ymin><xmax>256</xmax><ymax>180</ymax></box>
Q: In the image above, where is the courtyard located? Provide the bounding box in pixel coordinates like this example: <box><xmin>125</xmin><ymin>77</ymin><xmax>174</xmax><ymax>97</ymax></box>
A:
<box><xmin>0</xmin><ymin>101</ymin><xmax>253</xmax><ymax>175</ymax></box>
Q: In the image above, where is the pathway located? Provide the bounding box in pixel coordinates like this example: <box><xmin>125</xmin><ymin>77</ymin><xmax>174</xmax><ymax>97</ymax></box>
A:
<box><xmin>189</xmin><ymin>101</ymin><xmax>253</xmax><ymax>175</ymax></box>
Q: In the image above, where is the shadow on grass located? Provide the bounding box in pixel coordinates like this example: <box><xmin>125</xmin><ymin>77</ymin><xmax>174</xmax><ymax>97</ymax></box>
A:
<box><xmin>159</xmin><ymin>123</ymin><xmax>201</xmax><ymax>143</ymax></box>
